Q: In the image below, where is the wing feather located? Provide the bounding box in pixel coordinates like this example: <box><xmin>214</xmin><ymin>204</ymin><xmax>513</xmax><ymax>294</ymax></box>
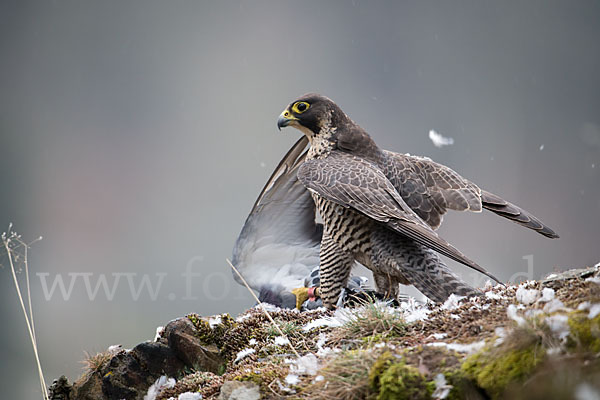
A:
<box><xmin>383</xmin><ymin>151</ymin><xmax>558</xmax><ymax>238</ymax></box>
<box><xmin>298</xmin><ymin>152</ymin><xmax>501</xmax><ymax>284</ymax></box>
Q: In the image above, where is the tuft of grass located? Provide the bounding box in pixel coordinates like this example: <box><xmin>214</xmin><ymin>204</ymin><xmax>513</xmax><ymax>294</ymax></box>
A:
<box><xmin>81</xmin><ymin>351</ymin><xmax>112</xmax><ymax>375</ymax></box>
<box><xmin>305</xmin><ymin>349</ymin><xmax>378</xmax><ymax>400</ymax></box>
<box><xmin>266</xmin><ymin>320</ymin><xmax>301</xmax><ymax>337</ymax></box>
<box><xmin>331</xmin><ymin>301</ymin><xmax>407</xmax><ymax>345</ymax></box>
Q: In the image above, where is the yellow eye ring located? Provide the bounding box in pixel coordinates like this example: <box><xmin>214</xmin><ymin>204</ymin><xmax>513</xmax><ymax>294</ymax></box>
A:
<box><xmin>292</xmin><ymin>101</ymin><xmax>310</xmax><ymax>114</ymax></box>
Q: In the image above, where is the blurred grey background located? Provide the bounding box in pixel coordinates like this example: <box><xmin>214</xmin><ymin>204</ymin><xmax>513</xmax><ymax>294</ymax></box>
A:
<box><xmin>1</xmin><ymin>0</ymin><xmax>598</xmax><ymax>398</ymax></box>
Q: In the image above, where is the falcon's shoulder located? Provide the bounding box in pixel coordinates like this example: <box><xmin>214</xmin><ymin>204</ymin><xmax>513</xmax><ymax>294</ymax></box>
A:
<box><xmin>297</xmin><ymin>151</ymin><xmax>409</xmax><ymax>222</ymax></box>
<box><xmin>381</xmin><ymin>150</ymin><xmax>483</xmax><ymax>229</ymax></box>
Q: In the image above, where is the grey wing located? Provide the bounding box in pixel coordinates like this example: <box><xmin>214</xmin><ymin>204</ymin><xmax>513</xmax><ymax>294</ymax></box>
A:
<box><xmin>232</xmin><ymin>137</ymin><xmax>322</xmax><ymax>294</ymax></box>
<box><xmin>297</xmin><ymin>151</ymin><xmax>501</xmax><ymax>284</ymax></box>
<box><xmin>383</xmin><ymin>151</ymin><xmax>558</xmax><ymax>238</ymax></box>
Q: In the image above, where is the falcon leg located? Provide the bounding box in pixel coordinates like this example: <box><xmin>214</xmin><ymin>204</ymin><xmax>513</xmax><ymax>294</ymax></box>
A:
<box><xmin>371</xmin><ymin>229</ymin><xmax>481</xmax><ymax>303</ymax></box>
<box><xmin>373</xmin><ymin>272</ymin><xmax>400</xmax><ymax>300</ymax></box>
<box><xmin>319</xmin><ymin>232</ymin><xmax>354</xmax><ymax>309</ymax></box>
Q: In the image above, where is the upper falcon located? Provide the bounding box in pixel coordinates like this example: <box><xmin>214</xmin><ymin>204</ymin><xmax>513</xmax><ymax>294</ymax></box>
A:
<box><xmin>276</xmin><ymin>93</ymin><xmax>558</xmax><ymax>304</ymax></box>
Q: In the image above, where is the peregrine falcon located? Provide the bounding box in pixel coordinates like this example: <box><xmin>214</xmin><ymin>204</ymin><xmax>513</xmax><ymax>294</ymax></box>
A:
<box><xmin>277</xmin><ymin>93</ymin><xmax>558</xmax><ymax>308</ymax></box>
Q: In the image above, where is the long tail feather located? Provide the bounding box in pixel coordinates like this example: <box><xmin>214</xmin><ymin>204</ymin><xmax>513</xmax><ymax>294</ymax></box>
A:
<box><xmin>481</xmin><ymin>190</ymin><xmax>559</xmax><ymax>238</ymax></box>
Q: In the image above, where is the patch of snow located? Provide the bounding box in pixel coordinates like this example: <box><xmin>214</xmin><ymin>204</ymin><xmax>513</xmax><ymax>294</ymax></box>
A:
<box><xmin>450</xmin><ymin>314</ymin><xmax>461</xmax><ymax>320</ymax></box>
<box><xmin>289</xmin><ymin>354</ymin><xmax>318</xmax><ymax>376</ymax></box>
<box><xmin>589</xmin><ymin>304</ymin><xmax>600</xmax><ymax>319</ymax></box>
<box><xmin>302</xmin><ymin>317</ymin><xmax>343</xmax><ymax>331</ymax></box>
<box><xmin>543</xmin><ymin>298</ymin><xmax>570</xmax><ymax>313</ymax></box>
<box><xmin>144</xmin><ymin>376</ymin><xmax>175</xmax><ymax>400</ymax></box>
<box><xmin>538</xmin><ymin>288</ymin><xmax>555</xmax><ymax>303</ymax></box>
<box><xmin>315</xmin><ymin>333</ymin><xmax>334</xmax><ymax>357</ymax></box>
<box><xmin>507</xmin><ymin>304</ymin><xmax>526</xmax><ymax>326</ymax></box>
<box><xmin>285</xmin><ymin>374</ymin><xmax>299</xmax><ymax>385</ymax></box>
<box><xmin>314</xmin><ymin>375</ymin><xmax>324</xmax><ymax>382</ymax></box>
<box><xmin>525</xmin><ymin>309</ymin><xmax>544</xmax><ymax>319</ymax></box>
<box><xmin>248</xmin><ymin>338</ymin><xmax>257</xmax><ymax>345</ymax></box>
<box><xmin>236</xmin><ymin>313</ymin><xmax>252</xmax><ymax>322</ymax></box>
<box><xmin>430</xmin><ymin>333</ymin><xmax>448</xmax><ymax>340</ymax></box>
<box><xmin>428</xmin><ymin>341</ymin><xmax>485</xmax><ymax>354</ymax></box>
<box><xmin>578</xmin><ymin>301</ymin><xmax>591</xmax><ymax>311</ymax></box>
<box><xmin>578</xmin><ymin>301</ymin><xmax>600</xmax><ymax>318</ymax></box>
<box><xmin>154</xmin><ymin>326</ymin><xmax>164</xmax><ymax>342</ymax></box>
<box><xmin>177</xmin><ymin>393</ymin><xmax>202</xmax><ymax>400</ymax></box>
<box><xmin>494</xmin><ymin>327</ymin><xmax>507</xmax><ymax>346</ymax></box>
<box><xmin>208</xmin><ymin>315</ymin><xmax>221</xmax><ymax>328</ymax></box>
<box><xmin>429</xmin><ymin>130</ymin><xmax>455</xmax><ymax>148</ymax></box>
<box><xmin>546</xmin><ymin>347</ymin><xmax>563</xmax><ymax>356</ymax></box>
<box><xmin>586</xmin><ymin>276</ymin><xmax>600</xmax><ymax>285</ymax></box>
<box><xmin>516</xmin><ymin>286</ymin><xmax>539</xmax><ymax>305</ymax></box>
<box><xmin>432</xmin><ymin>373</ymin><xmax>452</xmax><ymax>399</ymax></box>
<box><xmin>400</xmin><ymin>298</ymin><xmax>431</xmax><ymax>323</ymax></box>
<box><xmin>107</xmin><ymin>344</ymin><xmax>123</xmax><ymax>354</ymax></box>
<box><xmin>545</xmin><ymin>314</ymin><xmax>570</xmax><ymax>341</ymax></box>
<box><xmin>441</xmin><ymin>294</ymin><xmax>465</xmax><ymax>310</ymax></box>
<box><xmin>575</xmin><ymin>382</ymin><xmax>600</xmax><ymax>400</ymax></box>
<box><xmin>274</xmin><ymin>336</ymin><xmax>290</xmax><ymax>346</ymax></box>
<box><xmin>485</xmin><ymin>291</ymin><xmax>502</xmax><ymax>300</ymax></box>
<box><xmin>256</xmin><ymin>303</ymin><xmax>282</xmax><ymax>313</ymax></box>
<box><xmin>234</xmin><ymin>348</ymin><xmax>255</xmax><ymax>363</ymax></box>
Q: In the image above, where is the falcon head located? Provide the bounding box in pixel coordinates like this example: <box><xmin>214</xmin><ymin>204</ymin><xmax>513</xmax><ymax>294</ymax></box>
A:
<box><xmin>277</xmin><ymin>93</ymin><xmax>347</xmax><ymax>137</ymax></box>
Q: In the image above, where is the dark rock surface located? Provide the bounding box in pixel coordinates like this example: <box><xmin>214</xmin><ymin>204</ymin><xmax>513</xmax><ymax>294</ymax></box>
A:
<box><xmin>64</xmin><ymin>317</ymin><xmax>226</xmax><ymax>400</ymax></box>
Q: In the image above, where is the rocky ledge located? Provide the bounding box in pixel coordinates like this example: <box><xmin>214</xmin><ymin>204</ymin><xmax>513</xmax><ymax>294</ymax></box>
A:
<box><xmin>51</xmin><ymin>264</ymin><xmax>600</xmax><ymax>400</ymax></box>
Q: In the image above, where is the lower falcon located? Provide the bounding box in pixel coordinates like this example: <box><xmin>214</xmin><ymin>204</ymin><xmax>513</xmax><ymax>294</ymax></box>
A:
<box><xmin>277</xmin><ymin>93</ymin><xmax>558</xmax><ymax>309</ymax></box>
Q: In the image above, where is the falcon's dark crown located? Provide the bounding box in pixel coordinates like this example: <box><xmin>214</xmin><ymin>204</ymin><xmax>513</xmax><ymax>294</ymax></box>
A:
<box><xmin>281</xmin><ymin>93</ymin><xmax>349</xmax><ymax>135</ymax></box>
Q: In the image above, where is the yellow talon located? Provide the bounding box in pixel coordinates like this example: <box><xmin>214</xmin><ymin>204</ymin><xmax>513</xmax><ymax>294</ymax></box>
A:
<box><xmin>291</xmin><ymin>287</ymin><xmax>310</xmax><ymax>310</ymax></box>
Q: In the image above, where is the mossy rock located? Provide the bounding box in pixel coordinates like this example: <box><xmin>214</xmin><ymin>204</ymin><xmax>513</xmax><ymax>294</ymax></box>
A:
<box><xmin>462</xmin><ymin>344</ymin><xmax>545</xmax><ymax>399</ymax></box>
<box><xmin>187</xmin><ymin>313</ymin><xmax>236</xmax><ymax>349</ymax></box>
<box><xmin>567</xmin><ymin>311</ymin><xmax>600</xmax><ymax>353</ymax></box>
<box><xmin>369</xmin><ymin>351</ymin><xmax>434</xmax><ymax>400</ymax></box>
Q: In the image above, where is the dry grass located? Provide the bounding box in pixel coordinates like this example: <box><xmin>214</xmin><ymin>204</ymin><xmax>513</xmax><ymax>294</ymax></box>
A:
<box><xmin>302</xmin><ymin>349</ymin><xmax>378</xmax><ymax>400</ymax></box>
<box><xmin>1</xmin><ymin>225</ymin><xmax>48</xmax><ymax>400</ymax></box>
<box><xmin>330</xmin><ymin>300</ymin><xmax>407</xmax><ymax>346</ymax></box>
<box><xmin>81</xmin><ymin>351</ymin><xmax>112</xmax><ymax>375</ymax></box>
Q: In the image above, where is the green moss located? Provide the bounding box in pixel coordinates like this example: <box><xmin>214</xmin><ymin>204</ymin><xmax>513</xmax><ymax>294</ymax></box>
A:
<box><xmin>442</xmin><ymin>369</ymin><xmax>478</xmax><ymax>400</ymax></box>
<box><xmin>567</xmin><ymin>311</ymin><xmax>600</xmax><ymax>353</ymax></box>
<box><xmin>266</xmin><ymin>320</ymin><xmax>300</xmax><ymax>337</ymax></box>
<box><xmin>368</xmin><ymin>352</ymin><xmax>395</xmax><ymax>390</ymax></box>
<box><xmin>187</xmin><ymin>313</ymin><xmax>236</xmax><ymax>349</ymax></box>
<box><xmin>462</xmin><ymin>345</ymin><xmax>545</xmax><ymax>399</ymax></box>
<box><xmin>369</xmin><ymin>352</ymin><xmax>434</xmax><ymax>400</ymax></box>
<box><xmin>230</xmin><ymin>359</ymin><xmax>288</xmax><ymax>396</ymax></box>
<box><xmin>362</xmin><ymin>333</ymin><xmax>385</xmax><ymax>345</ymax></box>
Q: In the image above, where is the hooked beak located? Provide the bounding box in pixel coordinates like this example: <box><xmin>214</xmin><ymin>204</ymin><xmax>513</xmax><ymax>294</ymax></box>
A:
<box><xmin>277</xmin><ymin>109</ymin><xmax>299</xmax><ymax>131</ymax></box>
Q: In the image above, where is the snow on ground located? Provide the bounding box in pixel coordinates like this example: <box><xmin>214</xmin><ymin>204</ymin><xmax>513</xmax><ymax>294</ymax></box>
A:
<box><xmin>144</xmin><ymin>376</ymin><xmax>176</xmax><ymax>400</ymax></box>
<box><xmin>234</xmin><ymin>348</ymin><xmax>255</xmax><ymax>363</ymax></box>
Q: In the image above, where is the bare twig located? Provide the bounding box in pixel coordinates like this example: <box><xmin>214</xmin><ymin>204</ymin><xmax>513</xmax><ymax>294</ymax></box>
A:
<box><xmin>226</xmin><ymin>258</ymin><xmax>301</xmax><ymax>358</ymax></box>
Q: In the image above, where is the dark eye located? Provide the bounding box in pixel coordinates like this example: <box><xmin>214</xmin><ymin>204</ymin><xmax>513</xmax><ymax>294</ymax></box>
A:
<box><xmin>292</xmin><ymin>101</ymin><xmax>310</xmax><ymax>114</ymax></box>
